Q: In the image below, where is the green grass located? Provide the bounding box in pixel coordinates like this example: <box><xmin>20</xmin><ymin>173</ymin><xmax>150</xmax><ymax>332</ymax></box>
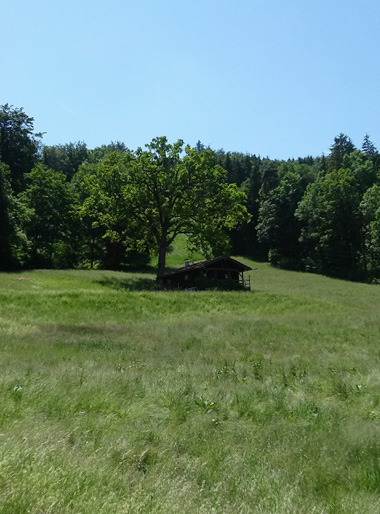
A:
<box><xmin>156</xmin><ymin>233</ymin><xmax>204</xmax><ymax>269</ymax></box>
<box><xmin>1</xmin><ymin>259</ymin><xmax>380</xmax><ymax>513</ymax></box>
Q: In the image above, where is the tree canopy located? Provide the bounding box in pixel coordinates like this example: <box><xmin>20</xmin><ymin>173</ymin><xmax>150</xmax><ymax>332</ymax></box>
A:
<box><xmin>1</xmin><ymin>103</ymin><xmax>380</xmax><ymax>284</ymax></box>
<box><xmin>0</xmin><ymin>104</ymin><xmax>41</xmax><ymax>192</ymax></box>
<box><xmin>81</xmin><ymin>137</ymin><xmax>249</xmax><ymax>277</ymax></box>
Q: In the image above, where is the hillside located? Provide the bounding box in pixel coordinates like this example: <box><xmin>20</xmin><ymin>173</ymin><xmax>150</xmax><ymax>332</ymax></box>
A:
<box><xmin>1</xmin><ymin>259</ymin><xmax>380</xmax><ymax>513</ymax></box>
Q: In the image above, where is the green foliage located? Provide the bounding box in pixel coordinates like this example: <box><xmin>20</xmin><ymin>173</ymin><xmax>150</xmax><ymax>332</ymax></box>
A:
<box><xmin>343</xmin><ymin>150</ymin><xmax>377</xmax><ymax>193</ymax></box>
<box><xmin>79</xmin><ymin>152</ymin><xmax>138</xmax><ymax>269</ymax></box>
<box><xmin>361</xmin><ymin>184</ymin><xmax>380</xmax><ymax>279</ymax></box>
<box><xmin>85</xmin><ymin>137</ymin><xmax>250</xmax><ymax>277</ymax></box>
<box><xmin>213</xmin><ymin>135</ymin><xmax>380</xmax><ymax>282</ymax></box>
<box><xmin>42</xmin><ymin>141</ymin><xmax>89</xmax><ymax>181</ymax></box>
<box><xmin>257</xmin><ymin>164</ymin><xmax>312</xmax><ymax>268</ymax></box>
<box><xmin>0</xmin><ymin>162</ymin><xmax>16</xmax><ymax>268</ymax></box>
<box><xmin>328</xmin><ymin>133</ymin><xmax>355</xmax><ymax>171</ymax></box>
<box><xmin>1</xmin><ymin>103</ymin><xmax>380</xmax><ymax>285</ymax></box>
<box><xmin>296</xmin><ymin>167</ymin><xmax>364</xmax><ymax>278</ymax></box>
<box><xmin>85</xmin><ymin>141</ymin><xmax>129</xmax><ymax>164</ymax></box>
<box><xmin>0</xmin><ymin>104</ymin><xmax>41</xmax><ymax>193</ymax></box>
<box><xmin>260</xmin><ymin>159</ymin><xmax>280</xmax><ymax>193</ymax></box>
<box><xmin>0</xmin><ymin>162</ymin><xmax>29</xmax><ymax>269</ymax></box>
<box><xmin>20</xmin><ymin>164</ymin><xmax>79</xmax><ymax>267</ymax></box>
<box><xmin>362</xmin><ymin>133</ymin><xmax>378</xmax><ymax>157</ymax></box>
<box><xmin>214</xmin><ymin>150</ymin><xmax>255</xmax><ymax>186</ymax></box>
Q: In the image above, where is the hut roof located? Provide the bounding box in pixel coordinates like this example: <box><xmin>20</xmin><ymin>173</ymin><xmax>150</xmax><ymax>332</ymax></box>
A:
<box><xmin>157</xmin><ymin>255</ymin><xmax>252</xmax><ymax>280</ymax></box>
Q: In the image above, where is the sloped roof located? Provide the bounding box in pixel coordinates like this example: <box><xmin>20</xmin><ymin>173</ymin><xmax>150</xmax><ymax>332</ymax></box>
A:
<box><xmin>158</xmin><ymin>255</ymin><xmax>252</xmax><ymax>280</ymax></box>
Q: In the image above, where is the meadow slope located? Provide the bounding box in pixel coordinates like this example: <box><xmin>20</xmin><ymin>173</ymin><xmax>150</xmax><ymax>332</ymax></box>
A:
<box><xmin>1</xmin><ymin>262</ymin><xmax>380</xmax><ymax>513</ymax></box>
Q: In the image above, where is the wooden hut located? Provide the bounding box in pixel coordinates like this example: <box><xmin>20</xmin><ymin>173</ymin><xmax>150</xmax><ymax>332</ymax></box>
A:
<box><xmin>157</xmin><ymin>256</ymin><xmax>252</xmax><ymax>290</ymax></box>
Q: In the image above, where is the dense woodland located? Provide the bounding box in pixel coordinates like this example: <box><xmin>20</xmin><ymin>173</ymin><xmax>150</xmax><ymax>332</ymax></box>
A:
<box><xmin>1</xmin><ymin>103</ymin><xmax>380</xmax><ymax>282</ymax></box>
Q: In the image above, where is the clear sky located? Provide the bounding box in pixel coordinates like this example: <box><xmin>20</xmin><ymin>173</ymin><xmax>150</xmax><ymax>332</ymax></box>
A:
<box><xmin>2</xmin><ymin>0</ymin><xmax>380</xmax><ymax>159</ymax></box>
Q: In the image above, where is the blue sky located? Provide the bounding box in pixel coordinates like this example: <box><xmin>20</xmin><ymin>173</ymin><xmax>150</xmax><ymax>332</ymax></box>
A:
<box><xmin>2</xmin><ymin>0</ymin><xmax>380</xmax><ymax>159</ymax></box>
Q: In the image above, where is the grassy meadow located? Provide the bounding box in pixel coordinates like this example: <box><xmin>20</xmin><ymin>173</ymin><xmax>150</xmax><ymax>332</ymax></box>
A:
<box><xmin>1</xmin><ymin>252</ymin><xmax>380</xmax><ymax>512</ymax></box>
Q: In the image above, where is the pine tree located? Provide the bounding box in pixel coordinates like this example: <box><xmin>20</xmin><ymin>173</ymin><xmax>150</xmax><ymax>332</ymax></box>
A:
<box><xmin>328</xmin><ymin>133</ymin><xmax>355</xmax><ymax>171</ymax></box>
<box><xmin>362</xmin><ymin>134</ymin><xmax>377</xmax><ymax>157</ymax></box>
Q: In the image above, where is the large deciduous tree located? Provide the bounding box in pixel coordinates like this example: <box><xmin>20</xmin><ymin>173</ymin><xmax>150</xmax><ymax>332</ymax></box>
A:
<box><xmin>81</xmin><ymin>137</ymin><xmax>249</xmax><ymax>276</ymax></box>
<box><xmin>125</xmin><ymin>137</ymin><xmax>249</xmax><ymax>277</ymax></box>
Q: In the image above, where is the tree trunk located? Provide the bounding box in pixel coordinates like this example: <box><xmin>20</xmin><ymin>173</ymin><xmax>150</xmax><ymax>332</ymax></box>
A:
<box><xmin>157</xmin><ymin>241</ymin><xmax>167</xmax><ymax>278</ymax></box>
<box><xmin>90</xmin><ymin>235</ymin><xmax>95</xmax><ymax>269</ymax></box>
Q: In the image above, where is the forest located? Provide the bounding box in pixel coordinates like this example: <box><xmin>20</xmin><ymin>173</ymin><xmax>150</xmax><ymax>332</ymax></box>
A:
<box><xmin>1</xmin><ymin>103</ymin><xmax>380</xmax><ymax>282</ymax></box>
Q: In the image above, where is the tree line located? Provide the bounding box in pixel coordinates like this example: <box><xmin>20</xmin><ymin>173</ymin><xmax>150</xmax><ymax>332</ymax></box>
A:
<box><xmin>0</xmin><ymin>104</ymin><xmax>248</xmax><ymax>277</ymax></box>
<box><xmin>1</xmin><ymin>103</ymin><xmax>380</xmax><ymax>282</ymax></box>
<box><xmin>218</xmin><ymin>133</ymin><xmax>380</xmax><ymax>282</ymax></box>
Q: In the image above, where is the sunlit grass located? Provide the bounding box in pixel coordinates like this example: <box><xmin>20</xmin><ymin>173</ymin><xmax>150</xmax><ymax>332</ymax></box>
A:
<box><xmin>1</xmin><ymin>260</ymin><xmax>380</xmax><ymax>512</ymax></box>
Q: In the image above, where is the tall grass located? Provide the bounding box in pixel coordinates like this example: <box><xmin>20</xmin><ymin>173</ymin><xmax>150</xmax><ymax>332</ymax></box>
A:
<box><xmin>1</xmin><ymin>263</ymin><xmax>380</xmax><ymax>512</ymax></box>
